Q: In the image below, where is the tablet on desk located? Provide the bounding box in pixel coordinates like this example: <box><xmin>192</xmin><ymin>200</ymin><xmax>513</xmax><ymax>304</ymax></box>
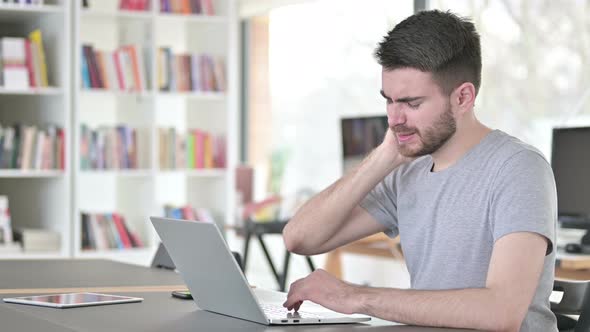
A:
<box><xmin>3</xmin><ymin>292</ymin><xmax>143</xmax><ymax>308</ymax></box>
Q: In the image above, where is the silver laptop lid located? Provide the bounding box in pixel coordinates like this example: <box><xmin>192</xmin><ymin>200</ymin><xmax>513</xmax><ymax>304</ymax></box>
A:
<box><xmin>150</xmin><ymin>217</ymin><xmax>269</xmax><ymax>325</ymax></box>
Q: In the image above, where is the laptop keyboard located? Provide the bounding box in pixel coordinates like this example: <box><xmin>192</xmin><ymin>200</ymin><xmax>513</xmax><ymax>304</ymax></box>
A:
<box><xmin>260</xmin><ymin>303</ymin><xmax>322</xmax><ymax>319</ymax></box>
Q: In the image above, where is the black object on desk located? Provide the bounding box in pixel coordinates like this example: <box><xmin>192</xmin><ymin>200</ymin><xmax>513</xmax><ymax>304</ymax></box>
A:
<box><xmin>239</xmin><ymin>219</ymin><xmax>316</xmax><ymax>292</ymax></box>
<box><xmin>171</xmin><ymin>290</ymin><xmax>192</xmax><ymax>299</ymax></box>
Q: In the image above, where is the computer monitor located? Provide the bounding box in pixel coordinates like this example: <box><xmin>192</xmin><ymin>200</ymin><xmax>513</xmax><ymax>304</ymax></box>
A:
<box><xmin>341</xmin><ymin>115</ymin><xmax>388</xmax><ymax>173</ymax></box>
<box><xmin>551</xmin><ymin>127</ymin><xmax>590</xmax><ymax>247</ymax></box>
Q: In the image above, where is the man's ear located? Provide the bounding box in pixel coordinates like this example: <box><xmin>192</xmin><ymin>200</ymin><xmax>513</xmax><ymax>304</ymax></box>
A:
<box><xmin>451</xmin><ymin>82</ymin><xmax>476</xmax><ymax>115</ymax></box>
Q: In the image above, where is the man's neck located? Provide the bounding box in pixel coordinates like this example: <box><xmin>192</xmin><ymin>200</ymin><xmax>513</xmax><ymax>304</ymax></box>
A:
<box><xmin>430</xmin><ymin>121</ymin><xmax>492</xmax><ymax>172</ymax></box>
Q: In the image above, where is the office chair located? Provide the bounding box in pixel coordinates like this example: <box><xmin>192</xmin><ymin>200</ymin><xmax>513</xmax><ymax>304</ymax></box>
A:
<box><xmin>151</xmin><ymin>242</ymin><xmax>244</xmax><ymax>272</ymax></box>
<box><xmin>552</xmin><ymin>279</ymin><xmax>590</xmax><ymax>331</ymax></box>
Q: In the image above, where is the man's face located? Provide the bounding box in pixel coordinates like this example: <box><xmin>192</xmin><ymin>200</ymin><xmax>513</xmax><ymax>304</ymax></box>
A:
<box><xmin>381</xmin><ymin>68</ymin><xmax>457</xmax><ymax>157</ymax></box>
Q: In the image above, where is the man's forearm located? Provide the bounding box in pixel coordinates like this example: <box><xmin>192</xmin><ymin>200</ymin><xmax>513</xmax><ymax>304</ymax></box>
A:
<box><xmin>283</xmin><ymin>144</ymin><xmax>403</xmax><ymax>254</ymax></box>
<box><xmin>353</xmin><ymin>286</ymin><xmax>523</xmax><ymax>332</ymax></box>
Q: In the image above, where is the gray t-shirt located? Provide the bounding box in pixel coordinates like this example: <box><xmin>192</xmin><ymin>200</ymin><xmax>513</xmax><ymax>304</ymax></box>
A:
<box><xmin>360</xmin><ymin>130</ymin><xmax>557</xmax><ymax>332</ymax></box>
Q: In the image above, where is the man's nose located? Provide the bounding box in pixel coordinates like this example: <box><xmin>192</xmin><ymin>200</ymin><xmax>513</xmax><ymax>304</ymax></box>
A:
<box><xmin>387</xmin><ymin>103</ymin><xmax>406</xmax><ymax>127</ymax></box>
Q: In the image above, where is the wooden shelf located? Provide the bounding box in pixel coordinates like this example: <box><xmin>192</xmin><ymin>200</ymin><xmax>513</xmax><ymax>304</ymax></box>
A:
<box><xmin>0</xmin><ymin>170</ymin><xmax>65</xmax><ymax>178</ymax></box>
<box><xmin>157</xmin><ymin>13</ymin><xmax>227</xmax><ymax>23</ymax></box>
<box><xmin>81</xmin><ymin>9</ymin><xmax>153</xmax><ymax>20</ymax></box>
<box><xmin>0</xmin><ymin>87</ymin><xmax>63</xmax><ymax>96</ymax></box>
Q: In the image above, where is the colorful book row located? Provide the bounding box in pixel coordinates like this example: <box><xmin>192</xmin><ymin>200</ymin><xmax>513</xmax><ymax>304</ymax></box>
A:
<box><xmin>0</xmin><ymin>30</ymin><xmax>49</xmax><ymax>90</ymax></box>
<box><xmin>80</xmin><ymin>212</ymin><xmax>144</xmax><ymax>251</ymax></box>
<box><xmin>80</xmin><ymin>124</ymin><xmax>142</xmax><ymax>170</ymax></box>
<box><xmin>160</xmin><ymin>0</ymin><xmax>214</xmax><ymax>15</ymax></box>
<box><xmin>163</xmin><ymin>204</ymin><xmax>215</xmax><ymax>223</ymax></box>
<box><xmin>119</xmin><ymin>0</ymin><xmax>149</xmax><ymax>11</ymax></box>
<box><xmin>158</xmin><ymin>127</ymin><xmax>226</xmax><ymax>170</ymax></box>
<box><xmin>0</xmin><ymin>124</ymin><xmax>64</xmax><ymax>170</ymax></box>
<box><xmin>157</xmin><ymin>48</ymin><xmax>225</xmax><ymax>92</ymax></box>
<box><xmin>81</xmin><ymin>44</ymin><xmax>149</xmax><ymax>92</ymax></box>
<box><xmin>0</xmin><ymin>0</ymin><xmax>45</xmax><ymax>7</ymax></box>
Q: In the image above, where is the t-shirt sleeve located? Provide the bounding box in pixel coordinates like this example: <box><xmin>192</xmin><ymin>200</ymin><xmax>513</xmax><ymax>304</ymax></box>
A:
<box><xmin>359</xmin><ymin>171</ymin><xmax>400</xmax><ymax>238</ymax></box>
<box><xmin>490</xmin><ymin>150</ymin><xmax>557</xmax><ymax>255</ymax></box>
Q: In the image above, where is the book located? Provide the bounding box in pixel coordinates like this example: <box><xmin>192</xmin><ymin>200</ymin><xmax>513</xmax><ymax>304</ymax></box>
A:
<box><xmin>80</xmin><ymin>212</ymin><xmax>143</xmax><ymax>250</ymax></box>
<box><xmin>28</xmin><ymin>29</ymin><xmax>48</xmax><ymax>87</ymax></box>
<box><xmin>1</xmin><ymin>37</ymin><xmax>29</xmax><ymax>89</ymax></box>
<box><xmin>163</xmin><ymin>204</ymin><xmax>214</xmax><ymax>223</ymax></box>
<box><xmin>24</xmin><ymin>40</ymin><xmax>35</xmax><ymax>87</ymax></box>
<box><xmin>80</xmin><ymin>124</ymin><xmax>139</xmax><ymax>170</ymax></box>
<box><xmin>0</xmin><ymin>123</ymin><xmax>64</xmax><ymax>170</ymax></box>
<box><xmin>81</xmin><ymin>45</ymin><xmax>148</xmax><ymax>92</ymax></box>
<box><xmin>80</xmin><ymin>50</ymin><xmax>91</xmax><ymax>88</ymax></box>
<box><xmin>13</xmin><ymin>228</ymin><xmax>60</xmax><ymax>252</ymax></box>
<box><xmin>201</xmin><ymin>0</ymin><xmax>214</xmax><ymax>15</ymax></box>
<box><xmin>157</xmin><ymin>48</ymin><xmax>226</xmax><ymax>93</ymax></box>
<box><xmin>81</xmin><ymin>213</ymin><xmax>92</xmax><ymax>250</ymax></box>
<box><xmin>112</xmin><ymin>213</ymin><xmax>132</xmax><ymax>249</ymax></box>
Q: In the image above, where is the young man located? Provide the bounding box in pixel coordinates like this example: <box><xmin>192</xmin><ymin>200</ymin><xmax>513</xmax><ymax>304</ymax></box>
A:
<box><xmin>282</xmin><ymin>10</ymin><xmax>557</xmax><ymax>332</ymax></box>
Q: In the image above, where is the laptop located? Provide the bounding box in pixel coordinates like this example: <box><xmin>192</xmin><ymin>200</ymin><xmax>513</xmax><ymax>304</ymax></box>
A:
<box><xmin>150</xmin><ymin>216</ymin><xmax>371</xmax><ymax>325</ymax></box>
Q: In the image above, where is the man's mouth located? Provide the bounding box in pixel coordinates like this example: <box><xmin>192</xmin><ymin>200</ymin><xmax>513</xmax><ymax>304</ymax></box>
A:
<box><xmin>396</xmin><ymin>132</ymin><xmax>416</xmax><ymax>142</ymax></box>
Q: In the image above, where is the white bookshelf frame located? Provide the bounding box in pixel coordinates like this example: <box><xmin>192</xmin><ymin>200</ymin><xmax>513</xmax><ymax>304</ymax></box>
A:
<box><xmin>0</xmin><ymin>0</ymin><xmax>237</xmax><ymax>265</ymax></box>
<box><xmin>71</xmin><ymin>0</ymin><xmax>238</xmax><ymax>266</ymax></box>
<box><xmin>0</xmin><ymin>0</ymin><xmax>72</xmax><ymax>260</ymax></box>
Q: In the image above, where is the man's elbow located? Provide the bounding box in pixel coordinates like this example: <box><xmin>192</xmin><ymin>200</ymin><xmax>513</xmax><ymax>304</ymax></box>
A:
<box><xmin>491</xmin><ymin>318</ymin><xmax>522</xmax><ymax>332</ymax></box>
<box><xmin>488</xmin><ymin>303</ymin><xmax>526</xmax><ymax>332</ymax></box>
<box><xmin>282</xmin><ymin>224</ymin><xmax>305</xmax><ymax>254</ymax></box>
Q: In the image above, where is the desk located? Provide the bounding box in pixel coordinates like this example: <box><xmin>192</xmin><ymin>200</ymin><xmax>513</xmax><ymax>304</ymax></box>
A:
<box><xmin>556</xmin><ymin>252</ymin><xmax>590</xmax><ymax>280</ymax></box>
<box><xmin>0</xmin><ymin>259</ymin><xmax>185</xmax><ymax>291</ymax></box>
<box><xmin>325</xmin><ymin>243</ymin><xmax>590</xmax><ymax>281</ymax></box>
<box><xmin>0</xmin><ymin>259</ymin><xmax>473</xmax><ymax>331</ymax></box>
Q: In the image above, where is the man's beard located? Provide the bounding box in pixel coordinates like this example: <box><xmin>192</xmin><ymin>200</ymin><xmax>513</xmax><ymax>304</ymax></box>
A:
<box><xmin>394</xmin><ymin>105</ymin><xmax>457</xmax><ymax>157</ymax></box>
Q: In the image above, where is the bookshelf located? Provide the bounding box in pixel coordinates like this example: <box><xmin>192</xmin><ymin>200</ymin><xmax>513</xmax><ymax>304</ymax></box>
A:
<box><xmin>0</xmin><ymin>3</ymin><xmax>64</xmax><ymax>20</ymax></box>
<box><xmin>0</xmin><ymin>170</ymin><xmax>65</xmax><ymax>178</ymax></box>
<box><xmin>0</xmin><ymin>87</ymin><xmax>63</xmax><ymax>95</ymax></box>
<box><xmin>72</xmin><ymin>0</ymin><xmax>237</xmax><ymax>266</ymax></box>
<box><xmin>80</xmin><ymin>9</ymin><xmax>154</xmax><ymax>21</ymax></box>
<box><xmin>0</xmin><ymin>0</ymin><xmax>71</xmax><ymax>259</ymax></box>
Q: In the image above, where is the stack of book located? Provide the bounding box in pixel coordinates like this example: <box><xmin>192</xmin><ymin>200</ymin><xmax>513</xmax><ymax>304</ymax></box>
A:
<box><xmin>157</xmin><ymin>48</ymin><xmax>225</xmax><ymax>92</ymax></box>
<box><xmin>13</xmin><ymin>228</ymin><xmax>60</xmax><ymax>252</ymax></box>
<box><xmin>80</xmin><ymin>212</ymin><xmax>144</xmax><ymax>251</ymax></box>
<box><xmin>158</xmin><ymin>127</ymin><xmax>226</xmax><ymax>170</ymax></box>
<box><xmin>163</xmin><ymin>204</ymin><xmax>215</xmax><ymax>223</ymax></box>
<box><xmin>80</xmin><ymin>124</ymin><xmax>142</xmax><ymax>170</ymax></box>
<box><xmin>0</xmin><ymin>29</ymin><xmax>49</xmax><ymax>90</ymax></box>
<box><xmin>0</xmin><ymin>123</ymin><xmax>65</xmax><ymax>170</ymax></box>
<box><xmin>119</xmin><ymin>0</ymin><xmax>149</xmax><ymax>11</ymax></box>
<box><xmin>81</xmin><ymin>44</ymin><xmax>149</xmax><ymax>92</ymax></box>
<box><xmin>159</xmin><ymin>0</ymin><xmax>215</xmax><ymax>15</ymax></box>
